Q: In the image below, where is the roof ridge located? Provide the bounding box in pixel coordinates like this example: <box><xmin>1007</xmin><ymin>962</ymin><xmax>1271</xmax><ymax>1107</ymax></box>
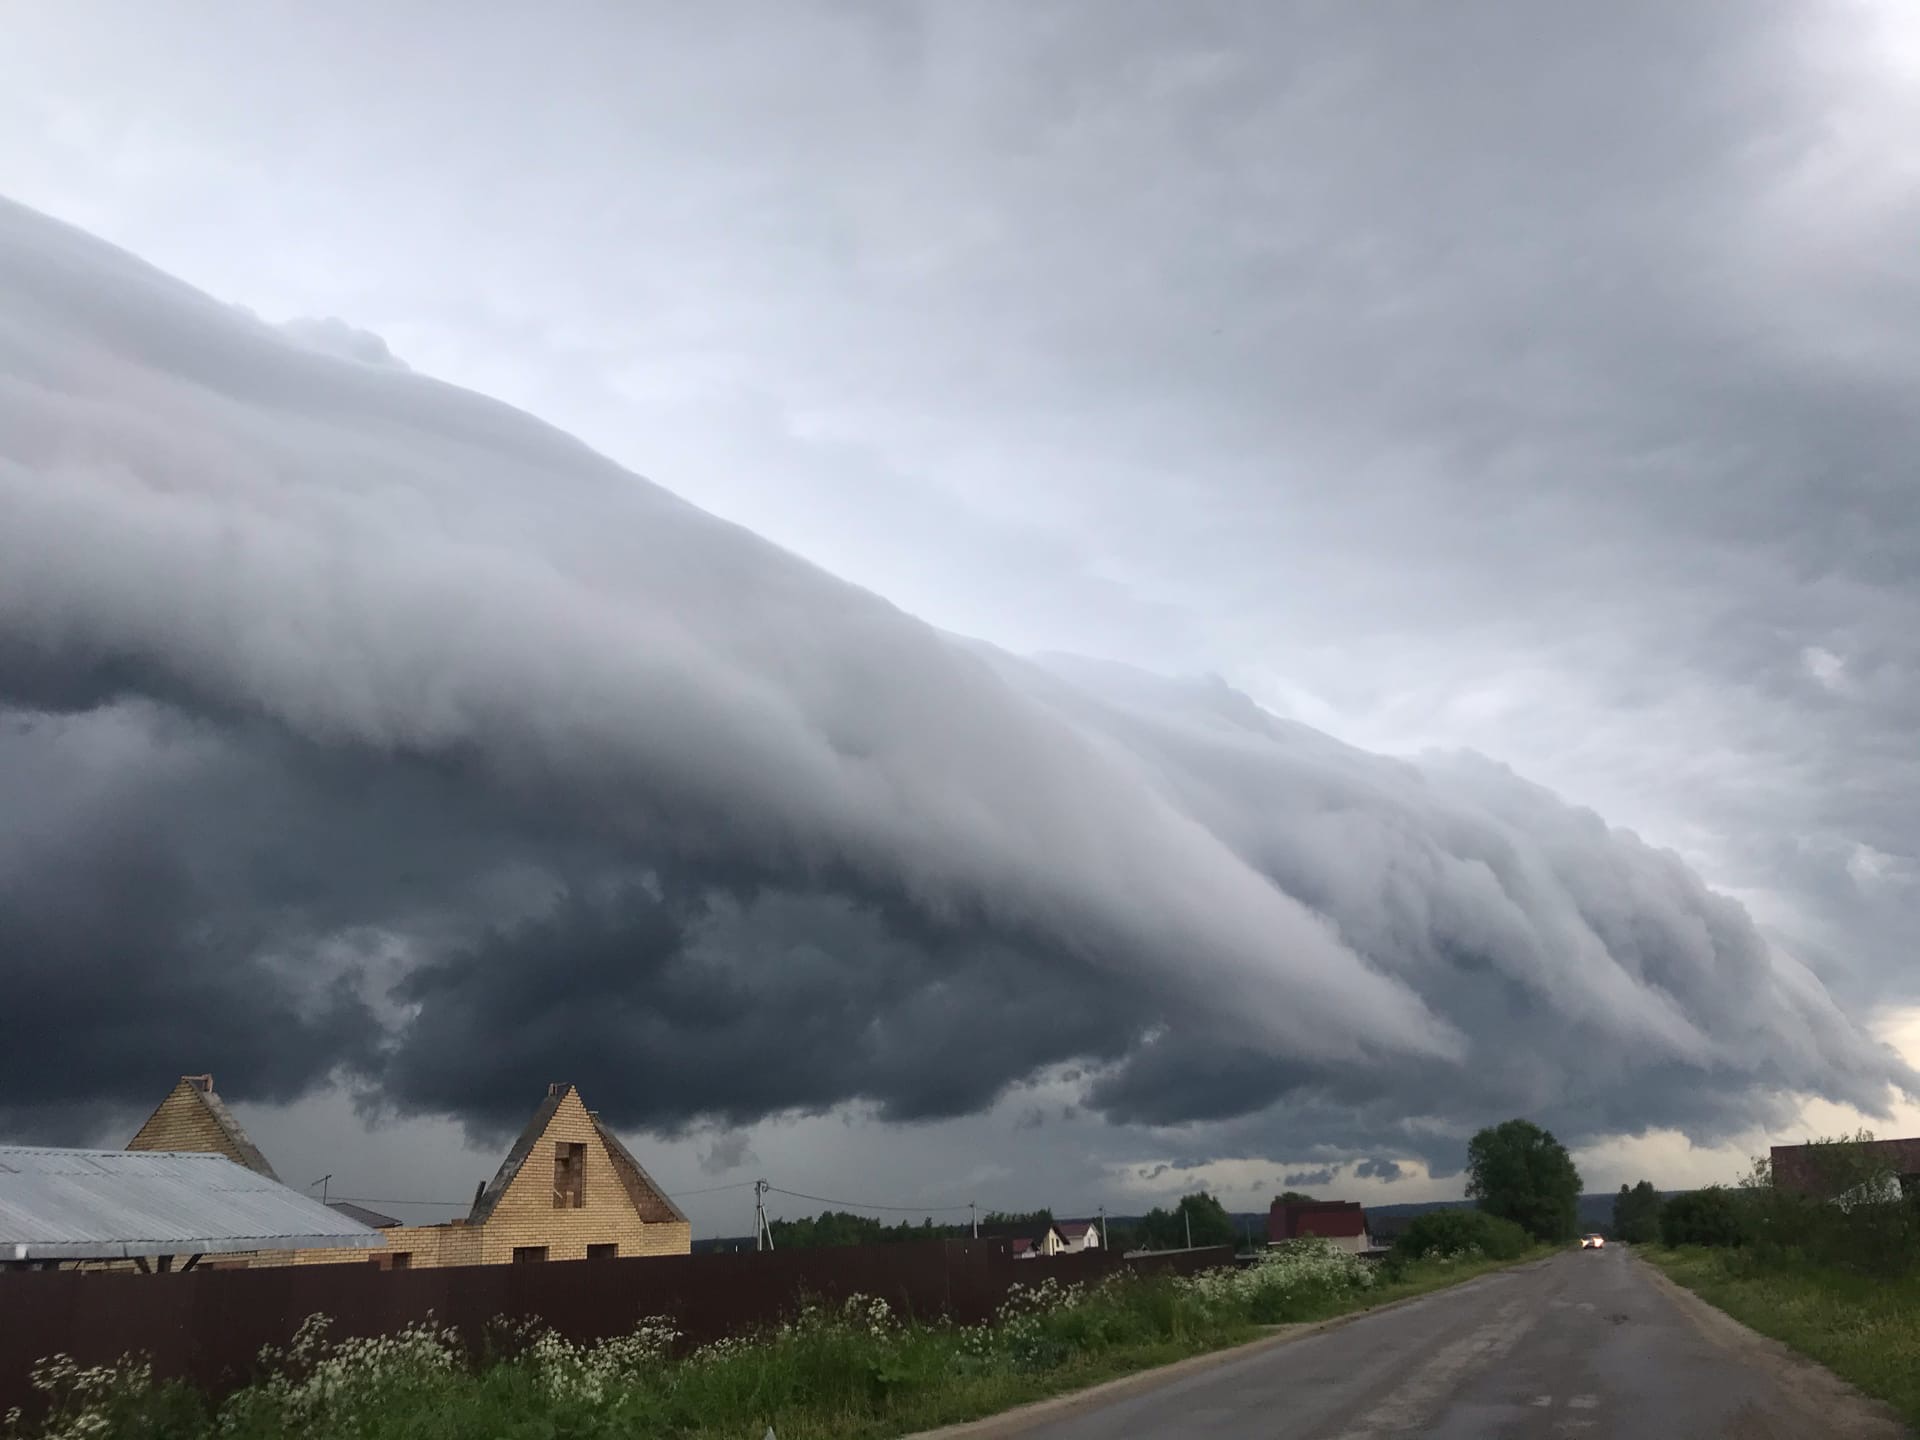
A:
<box><xmin>591</xmin><ymin>1114</ymin><xmax>688</xmax><ymax>1225</ymax></box>
<box><xmin>466</xmin><ymin>1084</ymin><xmax>572</xmax><ymax>1226</ymax></box>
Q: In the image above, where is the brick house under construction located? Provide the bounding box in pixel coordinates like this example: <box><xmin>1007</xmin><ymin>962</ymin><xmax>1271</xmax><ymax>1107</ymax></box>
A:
<box><xmin>127</xmin><ymin>1077</ymin><xmax>690</xmax><ymax>1267</ymax></box>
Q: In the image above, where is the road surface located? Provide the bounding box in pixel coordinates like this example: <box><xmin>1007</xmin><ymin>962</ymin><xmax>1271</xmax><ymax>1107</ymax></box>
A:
<box><xmin>984</xmin><ymin>1248</ymin><xmax>1907</xmax><ymax>1439</ymax></box>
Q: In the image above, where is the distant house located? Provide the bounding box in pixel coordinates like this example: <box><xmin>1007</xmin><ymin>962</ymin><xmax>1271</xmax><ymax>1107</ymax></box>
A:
<box><xmin>1</xmin><ymin>1146</ymin><xmax>381</xmax><ymax>1271</ymax></box>
<box><xmin>1772</xmin><ymin>1138</ymin><xmax>1920</xmax><ymax>1203</ymax></box>
<box><xmin>126</xmin><ymin>1076</ymin><xmax>690</xmax><ymax>1268</ymax></box>
<box><xmin>326</xmin><ymin>1201</ymin><xmax>401</xmax><ymax>1230</ymax></box>
<box><xmin>1055</xmin><ymin>1220</ymin><xmax>1102</xmax><ymax>1253</ymax></box>
<box><xmin>1268</xmin><ymin>1197</ymin><xmax>1371</xmax><ymax>1254</ymax></box>
<box><xmin>981</xmin><ymin>1219</ymin><xmax>1067</xmax><ymax>1257</ymax></box>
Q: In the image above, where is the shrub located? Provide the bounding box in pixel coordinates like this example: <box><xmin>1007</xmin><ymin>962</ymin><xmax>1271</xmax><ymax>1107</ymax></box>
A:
<box><xmin>1660</xmin><ymin>1187</ymin><xmax>1749</xmax><ymax>1248</ymax></box>
<box><xmin>1391</xmin><ymin>1209</ymin><xmax>1530</xmax><ymax>1263</ymax></box>
<box><xmin>1739</xmin><ymin>1143</ymin><xmax>1920</xmax><ymax>1278</ymax></box>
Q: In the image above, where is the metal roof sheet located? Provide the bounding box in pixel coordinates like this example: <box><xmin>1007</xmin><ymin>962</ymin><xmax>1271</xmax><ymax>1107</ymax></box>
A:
<box><xmin>0</xmin><ymin>1146</ymin><xmax>383</xmax><ymax>1260</ymax></box>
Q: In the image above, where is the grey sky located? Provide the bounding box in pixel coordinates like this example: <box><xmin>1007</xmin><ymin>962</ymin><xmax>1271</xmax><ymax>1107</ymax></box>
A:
<box><xmin>4</xmin><ymin>1</ymin><xmax>1920</xmax><ymax>1233</ymax></box>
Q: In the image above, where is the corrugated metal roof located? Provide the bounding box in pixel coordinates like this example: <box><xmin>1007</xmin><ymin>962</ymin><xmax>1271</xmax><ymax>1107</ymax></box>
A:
<box><xmin>0</xmin><ymin>1146</ymin><xmax>383</xmax><ymax>1260</ymax></box>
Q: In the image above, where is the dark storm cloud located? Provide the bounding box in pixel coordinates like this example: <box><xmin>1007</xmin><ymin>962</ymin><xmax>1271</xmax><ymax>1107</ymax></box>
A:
<box><xmin>1354</xmin><ymin>1159</ymin><xmax>1403</xmax><ymax>1183</ymax></box>
<box><xmin>1283</xmin><ymin>1169</ymin><xmax>1339</xmax><ymax>1190</ymax></box>
<box><xmin>0</xmin><ymin>140</ymin><xmax>1912</xmax><ymax>1179</ymax></box>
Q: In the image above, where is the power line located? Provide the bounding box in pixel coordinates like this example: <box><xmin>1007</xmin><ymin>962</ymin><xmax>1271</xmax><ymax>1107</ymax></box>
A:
<box><xmin>766</xmin><ymin>1185</ymin><xmax>973</xmax><ymax>1215</ymax></box>
<box><xmin>325</xmin><ymin>1178</ymin><xmax>762</xmax><ymax>1209</ymax></box>
<box><xmin>329</xmin><ymin>1196</ymin><xmax>469</xmax><ymax>1208</ymax></box>
<box><xmin>328</xmin><ymin>1179</ymin><xmax>963</xmax><ymax>1213</ymax></box>
<box><xmin>662</xmin><ymin>1180</ymin><xmax>761</xmax><ymax>1199</ymax></box>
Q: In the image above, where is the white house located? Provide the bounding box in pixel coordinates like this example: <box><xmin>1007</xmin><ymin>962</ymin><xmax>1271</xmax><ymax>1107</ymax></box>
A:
<box><xmin>1056</xmin><ymin>1220</ymin><xmax>1102</xmax><ymax>1253</ymax></box>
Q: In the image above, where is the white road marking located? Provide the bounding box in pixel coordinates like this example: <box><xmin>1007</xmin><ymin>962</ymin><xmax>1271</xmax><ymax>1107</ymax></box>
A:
<box><xmin>1568</xmin><ymin>1394</ymin><xmax>1599</xmax><ymax>1409</ymax></box>
<box><xmin>1530</xmin><ymin>1395</ymin><xmax>1553</xmax><ymax>1407</ymax></box>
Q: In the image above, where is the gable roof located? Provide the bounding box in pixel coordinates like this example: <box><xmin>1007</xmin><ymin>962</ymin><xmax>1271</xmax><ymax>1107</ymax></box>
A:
<box><xmin>591</xmin><ymin>1115</ymin><xmax>687</xmax><ymax>1224</ymax></box>
<box><xmin>0</xmin><ymin>1146</ymin><xmax>380</xmax><ymax>1259</ymax></box>
<box><xmin>465</xmin><ymin>1084</ymin><xmax>685</xmax><ymax>1228</ymax></box>
<box><xmin>127</xmin><ymin>1075</ymin><xmax>279</xmax><ymax>1181</ymax></box>
<box><xmin>1057</xmin><ymin>1220</ymin><xmax>1095</xmax><ymax>1239</ymax></box>
<box><xmin>1269</xmin><ymin>1198</ymin><xmax>1368</xmax><ymax>1241</ymax></box>
<box><xmin>467</xmin><ymin>1084</ymin><xmax>571</xmax><ymax>1226</ymax></box>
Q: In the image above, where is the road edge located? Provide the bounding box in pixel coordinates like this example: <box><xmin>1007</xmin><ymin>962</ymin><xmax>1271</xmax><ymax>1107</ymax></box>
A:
<box><xmin>1630</xmin><ymin>1249</ymin><xmax>1911</xmax><ymax>1439</ymax></box>
<box><xmin>897</xmin><ymin>1256</ymin><xmax>1553</xmax><ymax>1440</ymax></box>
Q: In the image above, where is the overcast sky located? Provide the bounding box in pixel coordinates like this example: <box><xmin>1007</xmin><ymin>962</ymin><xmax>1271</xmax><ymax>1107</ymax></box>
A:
<box><xmin>4</xmin><ymin>1</ymin><xmax>1920</xmax><ymax>1235</ymax></box>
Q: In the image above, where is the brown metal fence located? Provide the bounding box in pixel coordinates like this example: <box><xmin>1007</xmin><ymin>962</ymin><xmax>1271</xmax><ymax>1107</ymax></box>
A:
<box><xmin>0</xmin><ymin>1241</ymin><xmax>1232</xmax><ymax>1413</ymax></box>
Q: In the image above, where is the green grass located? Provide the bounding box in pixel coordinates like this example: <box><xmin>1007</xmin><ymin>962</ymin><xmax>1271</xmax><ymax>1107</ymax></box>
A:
<box><xmin>1643</xmin><ymin>1246</ymin><xmax>1920</xmax><ymax>1428</ymax></box>
<box><xmin>6</xmin><ymin>1245</ymin><xmax>1546</xmax><ymax>1440</ymax></box>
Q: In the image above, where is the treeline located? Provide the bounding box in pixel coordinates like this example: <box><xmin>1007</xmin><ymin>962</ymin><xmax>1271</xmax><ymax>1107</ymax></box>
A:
<box><xmin>1118</xmin><ymin>1192</ymin><xmax>1242</xmax><ymax>1252</ymax></box>
<box><xmin>765</xmin><ymin>1210</ymin><xmax>1055</xmax><ymax>1250</ymax></box>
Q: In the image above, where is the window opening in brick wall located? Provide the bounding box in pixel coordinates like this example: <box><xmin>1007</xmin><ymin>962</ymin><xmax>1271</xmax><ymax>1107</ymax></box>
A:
<box><xmin>512</xmin><ymin>1245</ymin><xmax>549</xmax><ymax>1263</ymax></box>
<box><xmin>554</xmin><ymin>1140</ymin><xmax>586</xmax><ymax>1208</ymax></box>
<box><xmin>390</xmin><ymin>1252</ymin><xmax>411</xmax><ymax>1269</ymax></box>
<box><xmin>587</xmin><ymin>1243</ymin><xmax>618</xmax><ymax>1260</ymax></box>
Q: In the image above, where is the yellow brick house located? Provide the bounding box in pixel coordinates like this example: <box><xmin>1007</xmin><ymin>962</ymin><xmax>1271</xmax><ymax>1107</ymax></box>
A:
<box><xmin>126</xmin><ymin>1077</ymin><xmax>690</xmax><ymax>1267</ymax></box>
<box><xmin>127</xmin><ymin>1074</ymin><xmax>281</xmax><ymax>1180</ymax></box>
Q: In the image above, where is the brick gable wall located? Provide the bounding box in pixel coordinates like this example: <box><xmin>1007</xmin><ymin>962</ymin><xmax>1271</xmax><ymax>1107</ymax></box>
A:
<box><xmin>127</xmin><ymin>1082</ymin><xmax>250</xmax><ymax>1168</ymax></box>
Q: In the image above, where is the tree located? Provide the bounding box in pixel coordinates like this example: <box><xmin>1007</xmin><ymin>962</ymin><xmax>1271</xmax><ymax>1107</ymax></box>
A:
<box><xmin>1276</xmin><ymin>1191</ymin><xmax>1316</xmax><ymax>1203</ymax></box>
<box><xmin>1612</xmin><ymin>1180</ymin><xmax>1664</xmax><ymax>1244</ymax></box>
<box><xmin>1136</xmin><ymin>1192</ymin><xmax>1236</xmax><ymax>1249</ymax></box>
<box><xmin>1390</xmin><ymin>1209</ymin><xmax>1529</xmax><ymax>1262</ymax></box>
<box><xmin>1466</xmin><ymin>1119</ymin><xmax>1582</xmax><ymax>1243</ymax></box>
<box><xmin>1660</xmin><ymin>1187</ymin><xmax>1748</xmax><ymax>1248</ymax></box>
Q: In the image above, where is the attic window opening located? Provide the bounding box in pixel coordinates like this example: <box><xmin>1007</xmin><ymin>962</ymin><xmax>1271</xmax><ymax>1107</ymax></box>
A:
<box><xmin>554</xmin><ymin>1141</ymin><xmax>586</xmax><ymax>1209</ymax></box>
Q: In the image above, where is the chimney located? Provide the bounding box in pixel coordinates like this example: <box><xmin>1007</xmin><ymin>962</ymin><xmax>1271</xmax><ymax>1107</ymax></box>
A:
<box><xmin>548</xmin><ymin>1082</ymin><xmax>566</xmax><ymax>1097</ymax></box>
<box><xmin>184</xmin><ymin>1074</ymin><xmax>214</xmax><ymax>1094</ymax></box>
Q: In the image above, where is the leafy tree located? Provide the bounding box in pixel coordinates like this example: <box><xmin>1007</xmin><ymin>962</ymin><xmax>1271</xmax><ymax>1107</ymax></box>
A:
<box><xmin>1660</xmin><ymin>1186</ymin><xmax>1748</xmax><ymax>1248</ymax></box>
<box><xmin>1390</xmin><ymin>1209</ymin><xmax>1529</xmax><ymax>1262</ymax></box>
<box><xmin>1612</xmin><ymin>1180</ymin><xmax>1664</xmax><ymax>1244</ymax></box>
<box><xmin>1136</xmin><ymin>1192</ymin><xmax>1235</xmax><ymax>1249</ymax></box>
<box><xmin>1466</xmin><ymin>1119</ymin><xmax>1583</xmax><ymax>1243</ymax></box>
<box><xmin>1276</xmin><ymin>1191</ymin><xmax>1316</xmax><ymax>1203</ymax></box>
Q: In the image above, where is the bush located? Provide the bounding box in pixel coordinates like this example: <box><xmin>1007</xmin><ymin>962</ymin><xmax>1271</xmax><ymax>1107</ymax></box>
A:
<box><xmin>1660</xmin><ymin>1187</ymin><xmax>1749</xmax><ymax>1248</ymax></box>
<box><xmin>1738</xmin><ymin>1143</ymin><xmax>1920</xmax><ymax>1278</ymax></box>
<box><xmin>1391</xmin><ymin>1209</ymin><xmax>1530</xmax><ymax>1263</ymax></box>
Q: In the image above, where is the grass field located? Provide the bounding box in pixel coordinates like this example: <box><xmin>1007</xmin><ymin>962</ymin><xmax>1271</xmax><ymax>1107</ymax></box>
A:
<box><xmin>1644</xmin><ymin>1246</ymin><xmax>1920</xmax><ymax>1429</ymax></box>
<box><xmin>6</xmin><ymin>1243</ymin><xmax>1545</xmax><ymax>1440</ymax></box>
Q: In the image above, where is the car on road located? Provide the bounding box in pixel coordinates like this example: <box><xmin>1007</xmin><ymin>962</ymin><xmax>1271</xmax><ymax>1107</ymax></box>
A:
<box><xmin>1579</xmin><ymin>1233</ymin><xmax>1606</xmax><ymax>1249</ymax></box>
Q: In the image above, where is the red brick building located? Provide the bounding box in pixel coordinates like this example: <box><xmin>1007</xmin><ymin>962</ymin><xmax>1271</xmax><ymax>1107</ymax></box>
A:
<box><xmin>1771</xmin><ymin>1137</ymin><xmax>1920</xmax><ymax>1199</ymax></box>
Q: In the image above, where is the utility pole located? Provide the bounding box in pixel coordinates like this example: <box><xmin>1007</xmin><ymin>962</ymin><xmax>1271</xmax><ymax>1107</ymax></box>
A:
<box><xmin>1184</xmin><ymin>1204</ymin><xmax>1192</xmax><ymax>1251</ymax></box>
<box><xmin>1098</xmin><ymin>1205</ymin><xmax>1106</xmax><ymax>1251</ymax></box>
<box><xmin>969</xmin><ymin>1202</ymin><xmax>978</xmax><ymax>1239</ymax></box>
<box><xmin>310</xmin><ymin>1175</ymin><xmax>332</xmax><ymax>1205</ymax></box>
<box><xmin>754</xmin><ymin>1180</ymin><xmax>774</xmax><ymax>1252</ymax></box>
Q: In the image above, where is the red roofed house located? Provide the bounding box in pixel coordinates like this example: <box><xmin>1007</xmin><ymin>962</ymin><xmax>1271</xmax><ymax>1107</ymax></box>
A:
<box><xmin>1268</xmin><ymin>1197</ymin><xmax>1371</xmax><ymax>1254</ymax></box>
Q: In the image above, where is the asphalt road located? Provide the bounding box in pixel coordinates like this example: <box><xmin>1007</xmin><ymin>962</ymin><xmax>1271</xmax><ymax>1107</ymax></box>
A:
<box><xmin>994</xmin><ymin>1248</ymin><xmax>1907</xmax><ymax>1439</ymax></box>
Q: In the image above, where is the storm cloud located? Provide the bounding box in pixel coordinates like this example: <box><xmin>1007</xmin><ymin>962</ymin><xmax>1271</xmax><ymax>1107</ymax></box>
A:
<box><xmin>0</xmin><ymin>194</ymin><xmax>1909</xmax><ymax>1169</ymax></box>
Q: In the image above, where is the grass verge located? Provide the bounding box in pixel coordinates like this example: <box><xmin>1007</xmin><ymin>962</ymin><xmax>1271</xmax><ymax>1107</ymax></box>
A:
<box><xmin>6</xmin><ymin>1244</ymin><xmax>1546</xmax><ymax>1440</ymax></box>
<box><xmin>1642</xmin><ymin>1246</ymin><xmax>1920</xmax><ymax>1428</ymax></box>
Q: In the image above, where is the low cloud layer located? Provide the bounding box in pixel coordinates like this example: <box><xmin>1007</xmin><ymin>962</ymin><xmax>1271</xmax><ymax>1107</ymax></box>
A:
<box><xmin>0</xmin><ymin>198</ymin><xmax>1910</xmax><ymax>1166</ymax></box>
